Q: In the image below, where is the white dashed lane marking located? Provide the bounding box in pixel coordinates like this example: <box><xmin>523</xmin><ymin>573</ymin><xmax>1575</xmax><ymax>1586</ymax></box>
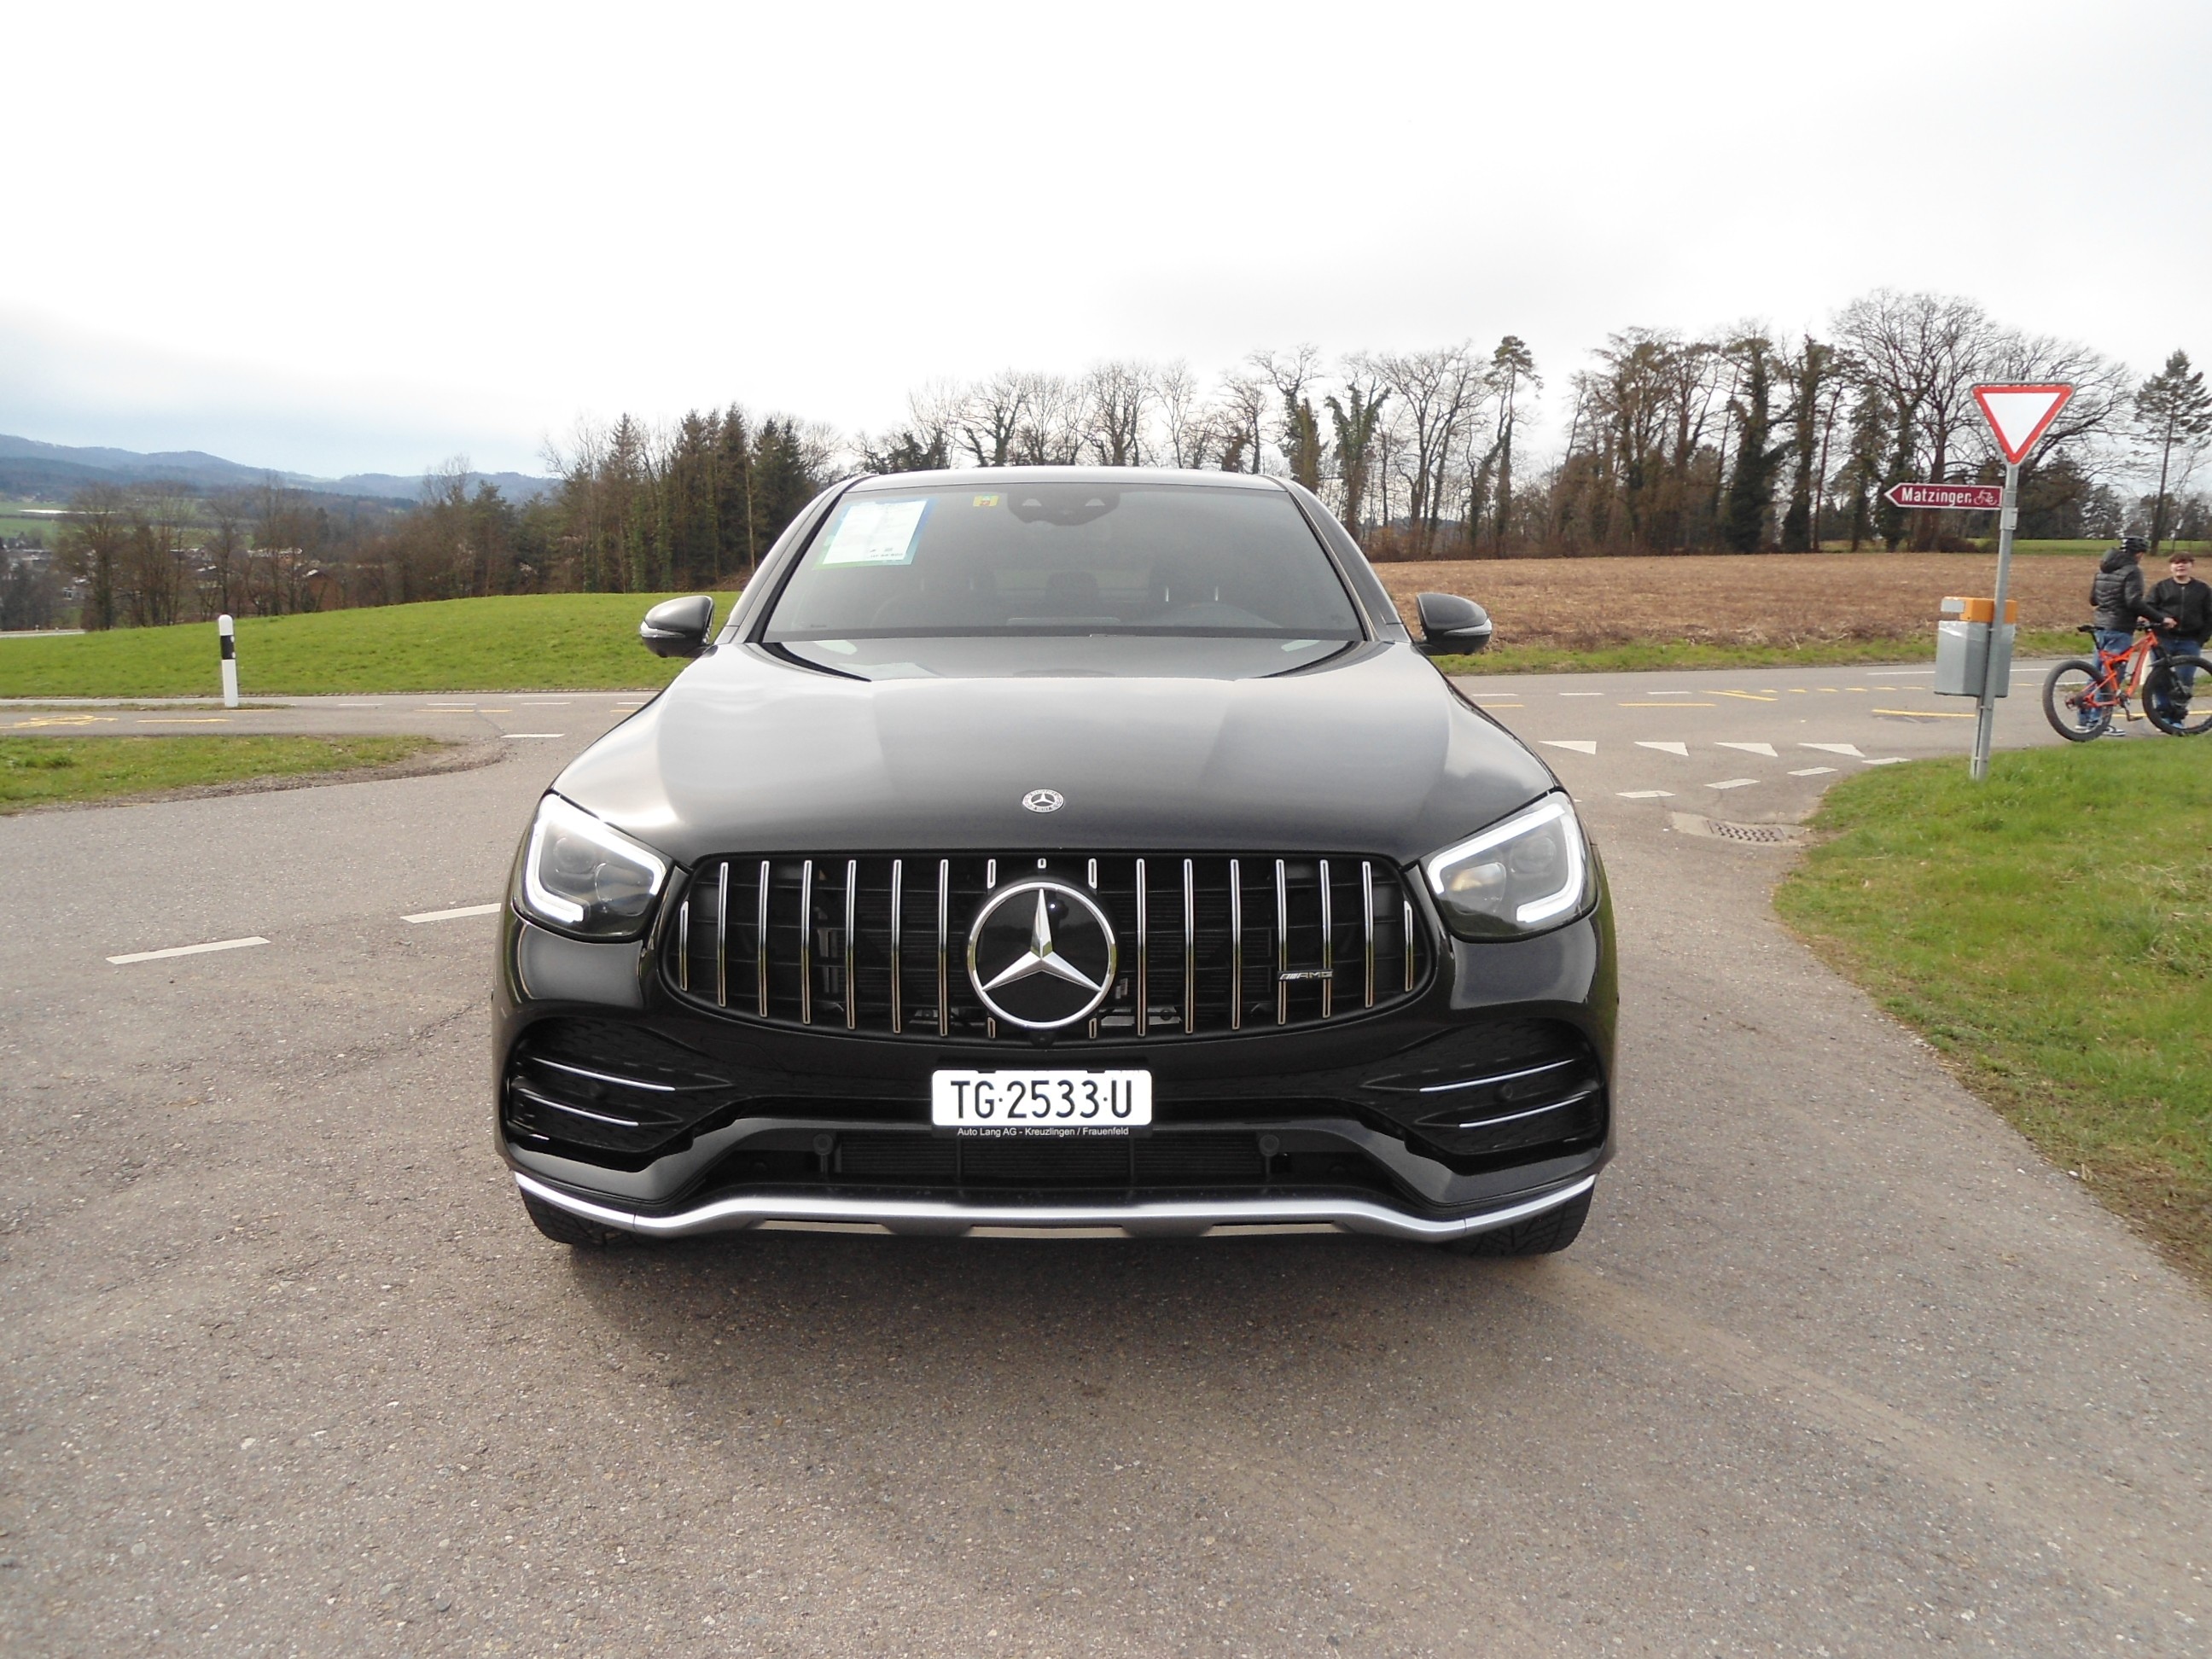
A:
<box><xmin>108</xmin><ymin>936</ymin><xmax>270</xmax><ymax>966</ymax></box>
<box><xmin>403</xmin><ymin>903</ymin><xmax>504</xmax><ymax>924</ymax></box>
<box><xmin>1708</xmin><ymin>778</ymin><xmax>1761</xmax><ymax>790</ymax></box>
<box><xmin>1617</xmin><ymin>790</ymin><xmax>1674</xmax><ymax>799</ymax></box>
<box><xmin>1790</xmin><ymin>766</ymin><xmax>1837</xmax><ymax>777</ymax></box>
<box><xmin>509</xmin><ymin>733</ymin><xmax>567</xmax><ymax>739</ymax></box>
<box><xmin>1637</xmin><ymin>742</ymin><xmax>1689</xmax><ymax>756</ymax></box>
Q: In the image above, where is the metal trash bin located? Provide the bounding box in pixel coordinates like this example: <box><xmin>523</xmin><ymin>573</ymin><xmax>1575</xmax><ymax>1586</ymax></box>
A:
<box><xmin>1934</xmin><ymin>597</ymin><xmax>2017</xmax><ymax>697</ymax></box>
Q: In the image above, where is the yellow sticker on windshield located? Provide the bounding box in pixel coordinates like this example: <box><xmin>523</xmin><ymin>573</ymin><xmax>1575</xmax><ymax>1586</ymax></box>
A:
<box><xmin>972</xmin><ymin>494</ymin><xmax>1000</xmax><ymax>507</ymax></box>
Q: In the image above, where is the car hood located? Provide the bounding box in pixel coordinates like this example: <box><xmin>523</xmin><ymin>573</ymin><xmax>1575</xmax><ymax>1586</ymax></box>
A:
<box><xmin>553</xmin><ymin>638</ymin><xmax>1557</xmax><ymax>866</ymax></box>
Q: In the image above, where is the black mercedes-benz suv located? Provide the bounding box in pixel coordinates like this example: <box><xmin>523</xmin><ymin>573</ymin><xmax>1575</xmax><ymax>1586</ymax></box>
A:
<box><xmin>496</xmin><ymin>468</ymin><xmax>1615</xmax><ymax>1254</ymax></box>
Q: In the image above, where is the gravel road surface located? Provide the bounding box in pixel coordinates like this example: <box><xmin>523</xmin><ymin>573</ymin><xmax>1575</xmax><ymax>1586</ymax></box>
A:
<box><xmin>4</xmin><ymin>666</ymin><xmax>2208</xmax><ymax>1657</ymax></box>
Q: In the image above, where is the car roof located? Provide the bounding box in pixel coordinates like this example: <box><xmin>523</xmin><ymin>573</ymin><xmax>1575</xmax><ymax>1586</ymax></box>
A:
<box><xmin>843</xmin><ymin>466</ymin><xmax>1287</xmax><ymax>493</ymax></box>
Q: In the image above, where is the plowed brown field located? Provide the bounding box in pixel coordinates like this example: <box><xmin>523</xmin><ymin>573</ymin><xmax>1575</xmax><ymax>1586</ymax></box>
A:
<box><xmin>1372</xmin><ymin>552</ymin><xmax>2091</xmax><ymax>650</ymax></box>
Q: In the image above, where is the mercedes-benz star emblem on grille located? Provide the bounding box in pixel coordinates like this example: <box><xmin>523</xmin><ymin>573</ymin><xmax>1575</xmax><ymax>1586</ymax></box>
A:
<box><xmin>1021</xmin><ymin>789</ymin><xmax>1064</xmax><ymax>813</ymax></box>
<box><xmin>965</xmin><ymin>880</ymin><xmax>1118</xmax><ymax>1030</ymax></box>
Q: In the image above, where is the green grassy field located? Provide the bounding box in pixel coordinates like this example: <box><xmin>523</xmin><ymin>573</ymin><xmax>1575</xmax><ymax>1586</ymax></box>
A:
<box><xmin>0</xmin><ymin>734</ymin><xmax>447</xmax><ymax>812</ymax></box>
<box><xmin>1775</xmin><ymin>743</ymin><xmax>2212</xmax><ymax>1283</ymax></box>
<box><xmin>1434</xmin><ymin>628</ymin><xmax>2082</xmax><ymax>677</ymax></box>
<box><xmin>0</xmin><ymin>592</ymin><xmax>738</xmax><ymax>696</ymax></box>
<box><xmin>1973</xmin><ymin>538</ymin><xmax>2210</xmax><ymax>557</ymax></box>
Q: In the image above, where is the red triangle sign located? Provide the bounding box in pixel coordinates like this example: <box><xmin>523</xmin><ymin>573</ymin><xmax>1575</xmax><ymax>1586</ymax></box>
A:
<box><xmin>1974</xmin><ymin>383</ymin><xmax>2073</xmax><ymax>464</ymax></box>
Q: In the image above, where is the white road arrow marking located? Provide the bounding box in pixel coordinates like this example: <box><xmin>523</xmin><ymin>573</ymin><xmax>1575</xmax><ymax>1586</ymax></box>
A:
<box><xmin>1541</xmin><ymin>740</ymin><xmax>1598</xmax><ymax>755</ymax></box>
<box><xmin>1716</xmin><ymin>742</ymin><xmax>1778</xmax><ymax>758</ymax></box>
<box><xmin>1800</xmin><ymin>742</ymin><xmax>1865</xmax><ymax>758</ymax></box>
<box><xmin>1636</xmin><ymin>741</ymin><xmax>1689</xmax><ymax>757</ymax></box>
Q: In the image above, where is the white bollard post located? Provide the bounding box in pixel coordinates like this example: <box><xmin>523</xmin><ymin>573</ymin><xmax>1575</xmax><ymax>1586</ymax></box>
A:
<box><xmin>218</xmin><ymin>614</ymin><xmax>239</xmax><ymax>708</ymax></box>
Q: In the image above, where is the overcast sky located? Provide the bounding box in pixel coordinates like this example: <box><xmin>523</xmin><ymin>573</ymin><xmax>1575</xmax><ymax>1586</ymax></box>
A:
<box><xmin>6</xmin><ymin>0</ymin><xmax>2207</xmax><ymax>478</ymax></box>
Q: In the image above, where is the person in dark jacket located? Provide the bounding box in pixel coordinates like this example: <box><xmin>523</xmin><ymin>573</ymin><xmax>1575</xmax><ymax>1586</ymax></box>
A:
<box><xmin>2090</xmin><ymin>536</ymin><xmax>2175</xmax><ymax>660</ymax></box>
<box><xmin>2148</xmin><ymin>550</ymin><xmax>2209</xmax><ymax>708</ymax></box>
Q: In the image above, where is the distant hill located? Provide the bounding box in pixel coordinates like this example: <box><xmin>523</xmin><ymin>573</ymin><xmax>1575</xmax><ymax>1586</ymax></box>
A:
<box><xmin>0</xmin><ymin>435</ymin><xmax>557</xmax><ymax>505</ymax></box>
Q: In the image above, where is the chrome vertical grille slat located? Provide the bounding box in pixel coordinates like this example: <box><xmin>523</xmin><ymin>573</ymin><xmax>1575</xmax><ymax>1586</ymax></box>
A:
<box><xmin>1319</xmin><ymin>858</ymin><xmax>1334</xmax><ymax>1020</ymax></box>
<box><xmin>842</xmin><ymin>859</ymin><xmax>858</xmax><ymax>1031</ymax></box>
<box><xmin>1134</xmin><ymin>858</ymin><xmax>1149</xmax><ymax>1038</ymax></box>
<box><xmin>798</xmin><ymin>859</ymin><xmax>814</xmax><ymax>1026</ymax></box>
<box><xmin>935</xmin><ymin>859</ymin><xmax>949</xmax><ymax>1038</ymax></box>
<box><xmin>888</xmin><ymin>859</ymin><xmax>904</xmax><ymax>1035</ymax></box>
<box><xmin>1181</xmin><ymin>859</ymin><xmax>1196</xmax><ymax>1035</ymax></box>
<box><xmin>754</xmin><ymin>860</ymin><xmax>769</xmax><ymax>1017</ymax></box>
<box><xmin>714</xmin><ymin>862</ymin><xmax>729</xmax><ymax>1009</ymax></box>
<box><xmin>1361</xmin><ymin>861</ymin><xmax>1376</xmax><ymax>1010</ymax></box>
<box><xmin>669</xmin><ymin>850</ymin><xmax>1430</xmax><ymax>1040</ymax></box>
<box><xmin>1229</xmin><ymin>858</ymin><xmax>1243</xmax><ymax>1033</ymax></box>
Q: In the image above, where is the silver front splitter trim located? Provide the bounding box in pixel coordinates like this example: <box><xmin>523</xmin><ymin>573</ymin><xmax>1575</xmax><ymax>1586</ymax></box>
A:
<box><xmin>513</xmin><ymin>1169</ymin><xmax>1597</xmax><ymax>1243</ymax></box>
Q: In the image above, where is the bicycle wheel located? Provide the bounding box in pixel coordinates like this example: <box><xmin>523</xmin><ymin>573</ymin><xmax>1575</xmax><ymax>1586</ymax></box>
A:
<box><xmin>2144</xmin><ymin>660</ymin><xmax>2212</xmax><ymax>736</ymax></box>
<box><xmin>2042</xmin><ymin>660</ymin><xmax>2110</xmax><ymax>742</ymax></box>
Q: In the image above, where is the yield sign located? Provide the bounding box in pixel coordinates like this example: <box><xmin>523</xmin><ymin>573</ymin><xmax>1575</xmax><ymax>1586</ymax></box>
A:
<box><xmin>1973</xmin><ymin>383</ymin><xmax>2073</xmax><ymax>464</ymax></box>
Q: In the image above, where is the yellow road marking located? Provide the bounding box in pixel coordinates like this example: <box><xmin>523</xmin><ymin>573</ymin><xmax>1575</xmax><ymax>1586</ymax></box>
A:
<box><xmin>1872</xmin><ymin>707</ymin><xmax>1975</xmax><ymax>719</ymax></box>
<box><xmin>1619</xmin><ymin>701</ymin><xmax>1715</xmax><ymax>707</ymax></box>
<box><xmin>1708</xmin><ymin>690</ymin><xmax>1777</xmax><ymax>701</ymax></box>
<box><xmin>9</xmin><ymin>713</ymin><xmax>118</xmax><ymax>728</ymax></box>
<box><xmin>137</xmin><ymin>717</ymin><xmax>230</xmax><ymax>724</ymax></box>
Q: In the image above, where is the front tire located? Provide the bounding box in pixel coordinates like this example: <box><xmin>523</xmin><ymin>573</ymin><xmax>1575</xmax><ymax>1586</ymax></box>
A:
<box><xmin>2143</xmin><ymin>661</ymin><xmax>2211</xmax><ymax>736</ymax></box>
<box><xmin>521</xmin><ymin>1189</ymin><xmax>626</xmax><ymax>1248</ymax></box>
<box><xmin>2042</xmin><ymin>660</ymin><xmax>2110</xmax><ymax>742</ymax></box>
<box><xmin>1444</xmin><ymin>1188</ymin><xmax>1592</xmax><ymax>1257</ymax></box>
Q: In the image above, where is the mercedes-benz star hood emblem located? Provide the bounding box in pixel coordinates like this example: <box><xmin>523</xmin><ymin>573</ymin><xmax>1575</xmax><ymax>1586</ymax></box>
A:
<box><xmin>965</xmin><ymin>879</ymin><xmax>1117</xmax><ymax>1030</ymax></box>
<box><xmin>1021</xmin><ymin>789</ymin><xmax>1064</xmax><ymax>812</ymax></box>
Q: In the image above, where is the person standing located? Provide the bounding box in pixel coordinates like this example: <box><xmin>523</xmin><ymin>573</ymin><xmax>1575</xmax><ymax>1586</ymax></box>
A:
<box><xmin>2089</xmin><ymin>537</ymin><xmax>2175</xmax><ymax>736</ymax></box>
<box><xmin>2148</xmin><ymin>550</ymin><xmax>2209</xmax><ymax>709</ymax></box>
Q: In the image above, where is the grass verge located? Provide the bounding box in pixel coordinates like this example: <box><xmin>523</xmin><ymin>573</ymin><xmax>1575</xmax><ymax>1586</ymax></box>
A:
<box><xmin>1774</xmin><ymin>743</ymin><xmax>2212</xmax><ymax>1284</ymax></box>
<box><xmin>0</xmin><ymin>592</ymin><xmax>739</xmax><ymax>697</ymax></box>
<box><xmin>1434</xmin><ymin>628</ymin><xmax>2081</xmax><ymax>677</ymax></box>
<box><xmin>0</xmin><ymin>735</ymin><xmax>448</xmax><ymax>812</ymax></box>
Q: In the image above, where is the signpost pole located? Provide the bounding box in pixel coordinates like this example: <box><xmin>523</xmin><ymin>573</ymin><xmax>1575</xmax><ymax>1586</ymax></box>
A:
<box><xmin>1970</xmin><ymin>460</ymin><xmax>2020</xmax><ymax>780</ymax></box>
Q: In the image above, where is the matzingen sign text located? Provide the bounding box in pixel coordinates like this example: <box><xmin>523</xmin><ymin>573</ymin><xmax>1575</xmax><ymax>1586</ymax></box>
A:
<box><xmin>1886</xmin><ymin>481</ymin><xmax>2005</xmax><ymax>511</ymax></box>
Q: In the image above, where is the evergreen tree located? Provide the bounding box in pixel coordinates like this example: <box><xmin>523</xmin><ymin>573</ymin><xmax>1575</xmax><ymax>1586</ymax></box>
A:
<box><xmin>2134</xmin><ymin>350</ymin><xmax>2212</xmax><ymax>553</ymax></box>
<box><xmin>1721</xmin><ymin>337</ymin><xmax>1781</xmax><ymax>553</ymax></box>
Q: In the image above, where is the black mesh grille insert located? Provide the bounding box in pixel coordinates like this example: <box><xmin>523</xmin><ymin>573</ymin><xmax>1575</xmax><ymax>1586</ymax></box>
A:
<box><xmin>662</xmin><ymin>853</ymin><xmax>1430</xmax><ymax>1042</ymax></box>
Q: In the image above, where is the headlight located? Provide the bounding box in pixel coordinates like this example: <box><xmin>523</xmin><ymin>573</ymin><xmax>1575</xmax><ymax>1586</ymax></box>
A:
<box><xmin>513</xmin><ymin>794</ymin><xmax>671</xmax><ymax>940</ymax></box>
<box><xmin>1423</xmin><ymin>792</ymin><xmax>1590</xmax><ymax>940</ymax></box>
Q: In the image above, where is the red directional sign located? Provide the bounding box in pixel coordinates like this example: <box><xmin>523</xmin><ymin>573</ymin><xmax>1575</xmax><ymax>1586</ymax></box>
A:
<box><xmin>1886</xmin><ymin>481</ymin><xmax>2005</xmax><ymax>510</ymax></box>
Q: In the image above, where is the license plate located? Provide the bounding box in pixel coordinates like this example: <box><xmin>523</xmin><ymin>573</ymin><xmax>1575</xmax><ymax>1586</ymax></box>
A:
<box><xmin>930</xmin><ymin>1068</ymin><xmax>1152</xmax><ymax>1132</ymax></box>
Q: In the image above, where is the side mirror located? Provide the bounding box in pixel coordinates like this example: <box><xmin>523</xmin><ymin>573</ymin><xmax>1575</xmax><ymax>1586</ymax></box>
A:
<box><xmin>639</xmin><ymin>595</ymin><xmax>715</xmax><ymax>659</ymax></box>
<box><xmin>1414</xmin><ymin>591</ymin><xmax>1493</xmax><ymax>657</ymax></box>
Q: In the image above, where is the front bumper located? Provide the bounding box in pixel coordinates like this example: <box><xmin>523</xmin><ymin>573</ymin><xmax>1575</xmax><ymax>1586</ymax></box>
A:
<box><xmin>494</xmin><ymin>864</ymin><xmax>1617</xmax><ymax>1246</ymax></box>
<box><xmin>515</xmin><ymin>1167</ymin><xmax>1598</xmax><ymax>1242</ymax></box>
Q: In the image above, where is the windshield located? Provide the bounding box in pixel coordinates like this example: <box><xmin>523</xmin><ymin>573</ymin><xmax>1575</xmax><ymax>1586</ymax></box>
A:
<box><xmin>760</xmin><ymin>480</ymin><xmax>1362</xmax><ymax>642</ymax></box>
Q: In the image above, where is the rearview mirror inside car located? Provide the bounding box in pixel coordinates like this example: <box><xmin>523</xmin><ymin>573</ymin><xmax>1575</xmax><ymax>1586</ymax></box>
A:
<box><xmin>639</xmin><ymin>595</ymin><xmax>716</xmax><ymax>659</ymax></box>
<box><xmin>1414</xmin><ymin>591</ymin><xmax>1493</xmax><ymax>657</ymax></box>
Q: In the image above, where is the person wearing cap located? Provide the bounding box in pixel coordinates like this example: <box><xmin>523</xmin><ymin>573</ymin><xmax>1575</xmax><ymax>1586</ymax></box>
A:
<box><xmin>2148</xmin><ymin>550</ymin><xmax>2209</xmax><ymax>712</ymax></box>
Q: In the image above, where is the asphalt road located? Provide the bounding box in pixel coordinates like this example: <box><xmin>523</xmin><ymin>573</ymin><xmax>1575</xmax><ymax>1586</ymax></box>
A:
<box><xmin>5</xmin><ymin>667</ymin><xmax>2209</xmax><ymax>1657</ymax></box>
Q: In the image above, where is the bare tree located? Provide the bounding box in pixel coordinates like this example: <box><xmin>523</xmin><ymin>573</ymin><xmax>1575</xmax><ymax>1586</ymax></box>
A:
<box><xmin>1214</xmin><ymin>370</ymin><xmax>1272</xmax><ymax>474</ymax></box>
<box><xmin>1014</xmin><ymin>374</ymin><xmax>1087</xmax><ymax>464</ymax></box>
<box><xmin>1084</xmin><ymin>361</ymin><xmax>1155</xmax><ymax>466</ymax></box>
<box><xmin>56</xmin><ymin>483</ymin><xmax>129</xmax><ymax>629</ymax></box>
<box><xmin>1834</xmin><ymin>290</ymin><xmax>2001</xmax><ymax>549</ymax></box>
<box><xmin>1488</xmin><ymin>336</ymin><xmax>1538</xmax><ymax>550</ymax></box>
<box><xmin>955</xmin><ymin>370</ymin><xmax>1033</xmax><ymax>468</ymax></box>
<box><xmin>1373</xmin><ymin>344</ymin><xmax>1486</xmax><ymax>552</ymax></box>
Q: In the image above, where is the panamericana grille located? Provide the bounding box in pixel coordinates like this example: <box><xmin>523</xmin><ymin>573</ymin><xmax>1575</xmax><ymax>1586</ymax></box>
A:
<box><xmin>661</xmin><ymin>853</ymin><xmax>1431</xmax><ymax>1039</ymax></box>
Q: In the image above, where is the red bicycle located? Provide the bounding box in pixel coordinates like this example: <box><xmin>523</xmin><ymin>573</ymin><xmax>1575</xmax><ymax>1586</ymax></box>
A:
<box><xmin>2042</xmin><ymin>626</ymin><xmax>2209</xmax><ymax>739</ymax></box>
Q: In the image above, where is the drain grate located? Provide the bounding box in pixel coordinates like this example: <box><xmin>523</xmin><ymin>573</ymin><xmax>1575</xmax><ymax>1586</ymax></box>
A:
<box><xmin>1670</xmin><ymin>812</ymin><xmax>1811</xmax><ymax>847</ymax></box>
